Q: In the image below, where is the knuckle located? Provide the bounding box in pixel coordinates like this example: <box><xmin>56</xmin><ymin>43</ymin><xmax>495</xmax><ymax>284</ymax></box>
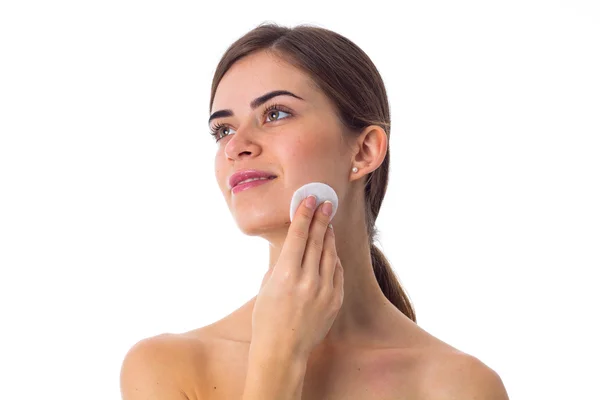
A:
<box><xmin>314</xmin><ymin>216</ymin><xmax>330</xmax><ymax>229</ymax></box>
<box><xmin>308</xmin><ymin>236</ymin><xmax>323</xmax><ymax>251</ymax></box>
<box><xmin>298</xmin><ymin>278</ymin><xmax>317</xmax><ymax>295</ymax></box>
<box><xmin>333</xmin><ymin>293</ymin><xmax>344</xmax><ymax>309</ymax></box>
<box><xmin>325</xmin><ymin>293</ymin><xmax>342</xmax><ymax>313</ymax></box>
<box><xmin>298</xmin><ymin>208</ymin><xmax>314</xmax><ymax>221</ymax></box>
<box><xmin>279</xmin><ymin>269</ymin><xmax>294</xmax><ymax>282</ymax></box>
<box><xmin>323</xmin><ymin>246</ymin><xmax>337</xmax><ymax>258</ymax></box>
<box><xmin>290</xmin><ymin>227</ymin><xmax>308</xmax><ymax>240</ymax></box>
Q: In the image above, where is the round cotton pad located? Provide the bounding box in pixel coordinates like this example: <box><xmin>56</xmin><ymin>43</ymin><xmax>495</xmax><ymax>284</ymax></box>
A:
<box><xmin>289</xmin><ymin>182</ymin><xmax>339</xmax><ymax>222</ymax></box>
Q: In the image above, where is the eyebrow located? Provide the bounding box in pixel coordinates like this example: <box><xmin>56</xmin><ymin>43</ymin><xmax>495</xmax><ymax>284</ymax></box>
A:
<box><xmin>209</xmin><ymin>90</ymin><xmax>304</xmax><ymax>125</ymax></box>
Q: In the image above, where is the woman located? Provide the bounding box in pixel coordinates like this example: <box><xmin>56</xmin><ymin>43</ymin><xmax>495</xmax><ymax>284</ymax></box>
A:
<box><xmin>120</xmin><ymin>23</ymin><xmax>509</xmax><ymax>399</ymax></box>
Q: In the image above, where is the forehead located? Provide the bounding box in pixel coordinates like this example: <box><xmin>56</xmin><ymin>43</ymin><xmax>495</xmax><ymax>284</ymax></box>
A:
<box><xmin>211</xmin><ymin>51</ymin><xmax>315</xmax><ymax>113</ymax></box>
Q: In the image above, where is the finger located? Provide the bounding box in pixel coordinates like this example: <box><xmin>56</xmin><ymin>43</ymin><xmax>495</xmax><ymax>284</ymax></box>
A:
<box><xmin>319</xmin><ymin>223</ymin><xmax>337</xmax><ymax>279</ymax></box>
<box><xmin>276</xmin><ymin>195</ymin><xmax>317</xmax><ymax>277</ymax></box>
<box><xmin>301</xmin><ymin>201</ymin><xmax>334</xmax><ymax>279</ymax></box>
<box><xmin>332</xmin><ymin>258</ymin><xmax>344</xmax><ymax>299</ymax></box>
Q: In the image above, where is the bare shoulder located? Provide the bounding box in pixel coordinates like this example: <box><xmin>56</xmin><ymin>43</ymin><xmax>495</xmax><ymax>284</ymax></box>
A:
<box><xmin>418</xmin><ymin>350</ymin><xmax>509</xmax><ymax>399</ymax></box>
<box><xmin>120</xmin><ymin>333</ymin><xmax>209</xmax><ymax>400</ymax></box>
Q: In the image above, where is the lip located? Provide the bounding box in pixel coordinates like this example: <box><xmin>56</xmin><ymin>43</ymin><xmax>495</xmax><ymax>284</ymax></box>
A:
<box><xmin>232</xmin><ymin>177</ymin><xmax>276</xmax><ymax>194</ymax></box>
<box><xmin>229</xmin><ymin>169</ymin><xmax>278</xmax><ymax>190</ymax></box>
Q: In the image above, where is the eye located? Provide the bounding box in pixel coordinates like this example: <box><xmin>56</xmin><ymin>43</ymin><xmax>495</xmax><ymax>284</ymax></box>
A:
<box><xmin>209</xmin><ymin>122</ymin><xmax>235</xmax><ymax>142</ymax></box>
<box><xmin>209</xmin><ymin>103</ymin><xmax>293</xmax><ymax>143</ymax></box>
<box><xmin>263</xmin><ymin>103</ymin><xmax>292</xmax><ymax>123</ymax></box>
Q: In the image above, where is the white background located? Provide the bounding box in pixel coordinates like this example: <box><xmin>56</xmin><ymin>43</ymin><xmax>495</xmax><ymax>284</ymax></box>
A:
<box><xmin>1</xmin><ymin>1</ymin><xmax>598</xmax><ymax>399</ymax></box>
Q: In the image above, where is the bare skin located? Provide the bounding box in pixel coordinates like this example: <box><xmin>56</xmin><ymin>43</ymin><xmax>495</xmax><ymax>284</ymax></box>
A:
<box><xmin>178</xmin><ymin>296</ymin><xmax>464</xmax><ymax>399</ymax></box>
<box><xmin>201</xmin><ymin>49</ymin><xmax>453</xmax><ymax>397</ymax></box>
<box><xmin>120</xmin><ymin>49</ymin><xmax>509</xmax><ymax>400</ymax></box>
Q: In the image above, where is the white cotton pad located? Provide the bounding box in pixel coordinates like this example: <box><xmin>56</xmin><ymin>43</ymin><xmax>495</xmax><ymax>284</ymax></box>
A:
<box><xmin>289</xmin><ymin>182</ymin><xmax>339</xmax><ymax>222</ymax></box>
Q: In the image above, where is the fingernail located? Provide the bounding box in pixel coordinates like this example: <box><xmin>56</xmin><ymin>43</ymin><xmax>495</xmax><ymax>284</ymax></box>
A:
<box><xmin>306</xmin><ymin>195</ymin><xmax>317</xmax><ymax>210</ymax></box>
<box><xmin>322</xmin><ymin>201</ymin><xmax>333</xmax><ymax>216</ymax></box>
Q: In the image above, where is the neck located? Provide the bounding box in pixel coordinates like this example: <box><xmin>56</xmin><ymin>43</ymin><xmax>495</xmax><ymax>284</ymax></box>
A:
<box><xmin>260</xmin><ymin>200</ymin><xmax>398</xmax><ymax>348</ymax></box>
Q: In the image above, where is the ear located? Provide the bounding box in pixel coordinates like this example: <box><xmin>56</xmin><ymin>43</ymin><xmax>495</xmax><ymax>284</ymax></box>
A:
<box><xmin>350</xmin><ymin>125</ymin><xmax>388</xmax><ymax>182</ymax></box>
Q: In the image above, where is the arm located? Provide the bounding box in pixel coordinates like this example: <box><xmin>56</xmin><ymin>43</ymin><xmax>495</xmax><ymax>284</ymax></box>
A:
<box><xmin>242</xmin><ymin>345</ymin><xmax>308</xmax><ymax>400</ymax></box>
<box><xmin>120</xmin><ymin>334</ymin><xmax>194</xmax><ymax>400</ymax></box>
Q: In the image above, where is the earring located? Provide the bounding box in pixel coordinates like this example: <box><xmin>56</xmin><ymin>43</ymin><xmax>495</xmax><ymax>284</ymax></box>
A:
<box><xmin>352</xmin><ymin>167</ymin><xmax>358</xmax><ymax>173</ymax></box>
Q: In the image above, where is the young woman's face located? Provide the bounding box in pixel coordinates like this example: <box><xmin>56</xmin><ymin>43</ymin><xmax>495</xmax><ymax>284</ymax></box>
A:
<box><xmin>211</xmin><ymin>50</ymin><xmax>351</xmax><ymax>236</ymax></box>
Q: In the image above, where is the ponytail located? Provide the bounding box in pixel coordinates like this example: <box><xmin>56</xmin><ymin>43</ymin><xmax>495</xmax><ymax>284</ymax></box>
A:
<box><xmin>370</xmin><ymin>242</ymin><xmax>416</xmax><ymax>322</ymax></box>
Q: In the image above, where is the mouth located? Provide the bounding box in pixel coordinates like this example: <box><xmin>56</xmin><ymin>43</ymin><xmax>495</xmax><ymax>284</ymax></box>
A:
<box><xmin>231</xmin><ymin>176</ymin><xmax>277</xmax><ymax>194</ymax></box>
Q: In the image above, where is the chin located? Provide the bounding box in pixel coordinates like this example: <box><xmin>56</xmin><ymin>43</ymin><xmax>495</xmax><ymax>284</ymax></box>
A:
<box><xmin>234</xmin><ymin>211</ymin><xmax>288</xmax><ymax>238</ymax></box>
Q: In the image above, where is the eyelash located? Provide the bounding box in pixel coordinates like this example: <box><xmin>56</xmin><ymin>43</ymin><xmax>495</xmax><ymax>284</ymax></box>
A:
<box><xmin>209</xmin><ymin>103</ymin><xmax>293</xmax><ymax>142</ymax></box>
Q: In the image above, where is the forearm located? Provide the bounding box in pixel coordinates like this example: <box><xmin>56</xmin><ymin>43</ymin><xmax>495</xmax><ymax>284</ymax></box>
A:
<box><xmin>242</xmin><ymin>346</ymin><xmax>308</xmax><ymax>400</ymax></box>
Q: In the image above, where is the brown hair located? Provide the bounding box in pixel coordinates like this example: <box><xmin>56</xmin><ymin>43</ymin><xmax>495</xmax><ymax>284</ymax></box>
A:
<box><xmin>209</xmin><ymin>22</ymin><xmax>416</xmax><ymax>322</ymax></box>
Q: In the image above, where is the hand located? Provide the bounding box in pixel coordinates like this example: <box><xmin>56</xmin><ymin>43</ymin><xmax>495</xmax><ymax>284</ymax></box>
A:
<box><xmin>252</xmin><ymin>197</ymin><xmax>344</xmax><ymax>360</ymax></box>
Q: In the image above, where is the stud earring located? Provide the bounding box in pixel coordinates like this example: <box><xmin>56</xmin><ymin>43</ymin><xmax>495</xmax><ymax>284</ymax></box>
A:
<box><xmin>352</xmin><ymin>167</ymin><xmax>358</xmax><ymax>173</ymax></box>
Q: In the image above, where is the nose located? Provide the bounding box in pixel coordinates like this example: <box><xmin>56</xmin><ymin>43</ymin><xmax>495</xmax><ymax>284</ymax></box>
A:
<box><xmin>224</xmin><ymin>124</ymin><xmax>262</xmax><ymax>160</ymax></box>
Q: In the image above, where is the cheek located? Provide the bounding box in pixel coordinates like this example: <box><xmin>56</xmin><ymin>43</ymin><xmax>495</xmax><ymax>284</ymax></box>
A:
<box><xmin>280</xmin><ymin>134</ymin><xmax>340</xmax><ymax>176</ymax></box>
<box><xmin>214</xmin><ymin>156</ymin><xmax>228</xmax><ymax>192</ymax></box>
<box><xmin>279</xmin><ymin>137</ymin><xmax>318</xmax><ymax>168</ymax></box>
<box><xmin>303</xmin><ymin>131</ymin><xmax>341</xmax><ymax>166</ymax></box>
